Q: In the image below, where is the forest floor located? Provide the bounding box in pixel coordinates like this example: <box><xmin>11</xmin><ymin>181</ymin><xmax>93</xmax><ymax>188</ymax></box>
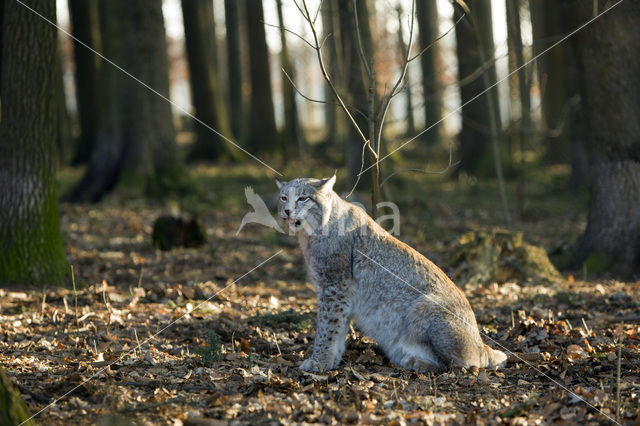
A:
<box><xmin>1</xmin><ymin>163</ymin><xmax>639</xmax><ymax>425</ymax></box>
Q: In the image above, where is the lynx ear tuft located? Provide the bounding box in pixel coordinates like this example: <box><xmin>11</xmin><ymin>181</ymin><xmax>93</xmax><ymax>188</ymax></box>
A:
<box><xmin>318</xmin><ymin>174</ymin><xmax>336</xmax><ymax>193</ymax></box>
<box><xmin>275</xmin><ymin>178</ymin><xmax>285</xmax><ymax>189</ymax></box>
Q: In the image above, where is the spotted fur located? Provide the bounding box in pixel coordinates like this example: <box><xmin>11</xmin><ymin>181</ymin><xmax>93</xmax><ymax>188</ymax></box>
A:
<box><xmin>276</xmin><ymin>176</ymin><xmax>507</xmax><ymax>373</ymax></box>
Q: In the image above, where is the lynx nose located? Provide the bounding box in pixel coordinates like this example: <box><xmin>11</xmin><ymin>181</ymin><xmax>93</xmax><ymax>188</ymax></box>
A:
<box><xmin>284</xmin><ymin>209</ymin><xmax>291</xmax><ymax>216</ymax></box>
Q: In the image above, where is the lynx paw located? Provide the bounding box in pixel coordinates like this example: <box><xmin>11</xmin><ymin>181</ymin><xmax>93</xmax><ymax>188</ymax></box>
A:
<box><xmin>299</xmin><ymin>355</ymin><xmax>340</xmax><ymax>372</ymax></box>
<box><xmin>299</xmin><ymin>358</ymin><xmax>325</xmax><ymax>372</ymax></box>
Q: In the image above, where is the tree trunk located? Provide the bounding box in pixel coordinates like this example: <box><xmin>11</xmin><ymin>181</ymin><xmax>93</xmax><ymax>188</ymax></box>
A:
<box><xmin>70</xmin><ymin>0</ymin><xmax>185</xmax><ymax>202</ymax></box>
<box><xmin>454</xmin><ymin>0</ymin><xmax>501</xmax><ymax>176</ymax></box>
<box><xmin>396</xmin><ymin>6</ymin><xmax>415</xmax><ymax>136</ymax></box>
<box><xmin>530</xmin><ymin>0</ymin><xmax>570</xmax><ymax>165</ymax></box>
<box><xmin>224</xmin><ymin>0</ymin><xmax>244</xmax><ymax>141</ymax></box>
<box><xmin>245</xmin><ymin>0</ymin><xmax>278</xmax><ymax>153</ymax></box>
<box><xmin>55</xmin><ymin>41</ymin><xmax>72</xmax><ymax>165</ymax></box>
<box><xmin>506</xmin><ymin>0</ymin><xmax>531</xmax><ymax>215</ymax></box>
<box><xmin>0</xmin><ymin>0</ymin><xmax>69</xmax><ymax>286</ymax></box>
<box><xmin>276</xmin><ymin>0</ymin><xmax>304</xmax><ymax>157</ymax></box>
<box><xmin>570</xmin><ymin>0</ymin><xmax>640</xmax><ymax>276</ymax></box>
<box><xmin>68</xmin><ymin>0</ymin><xmax>101</xmax><ymax>165</ymax></box>
<box><xmin>0</xmin><ymin>366</ymin><xmax>34</xmax><ymax>426</ymax></box>
<box><xmin>559</xmin><ymin>2</ymin><xmax>589</xmax><ymax>191</ymax></box>
<box><xmin>182</xmin><ymin>0</ymin><xmax>234</xmax><ymax>161</ymax></box>
<box><xmin>338</xmin><ymin>0</ymin><xmax>372</xmax><ymax>188</ymax></box>
<box><xmin>416</xmin><ymin>0</ymin><xmax>440</xmax><ymax>142</ymax></box>
<box><xmin>69</xmin><ymin>0</ymin><xmax>125</xmax><ymax>202</ymax></box>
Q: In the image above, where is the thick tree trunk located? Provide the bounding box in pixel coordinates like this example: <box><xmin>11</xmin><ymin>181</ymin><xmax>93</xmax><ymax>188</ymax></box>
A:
<box><xmin>121</xmin><ymin>0</ymin><xmax>184</xmax><ymax>195</ymax></box>
<box><xmin>0</xmin><ymin>0</ymin><xmax>4</xmax><ymax>86</ymax></box>
<box><xmin>0</xmin><ymin>366</ymin><xmax>34</xmax><ymax>426</ymax></box>
<box><xmin>70</xmin><ymin>0</ymin><xmax>184</xmax><ymax>202</ymax></box>
<box><xmin>182</xmin><ymin>0</ymin><xmax>234</xmax><ymax>161</ymax></box>
<box><xmin>570</xmin><ymin>0</ymin><xmax>640</xmax><ymax>276</ymax></box>
<box><xmin>224</xmin><ymin>0</ymin><xmax>244</xmax><ymax>140</ymax></box>
<box><xmin>530</xmin><ymin>0</ymin><xmax>570</xmax><ymax>165</ymax></box>
<box><xmin>68</xmin><ymin>0</ymin><xmax>101</xmax><ymax>165</ymax></box>
<box><xmin>454</xmin><ymin>0</ymin><xmax>501</xmax><ymax>176</ymax></box>
<box><xmin>338</xmin><ymin>0</ymin><xmax>371</xmax><ymax>188</ymax></box>
<box><xmin>416</xmin><ymin>0</ymin><xmax>440</xmax><ymax>142</ymax></box>
<box><xmin>55</xmin><ymin>41</ymin><xmax>72</xmax><ymax>165</ymax></box>
<box><xmin>245</xmin><ymin>0</ymin><xmax>278</xmax><ymax>153</ymax></box>
<box><xmin>276</xmin><ymin>0</ymin><xmax>304</xmax><ymax>157</ymax></box>
<box><xmin>0</xmin><ymin>0</ymin><xmax>69</xmax><ymax>286</ymax></box>
<box><xmin>69</xmin><ymin>0</ymin><xmax>127</xmax><ymax>202</ymax></box>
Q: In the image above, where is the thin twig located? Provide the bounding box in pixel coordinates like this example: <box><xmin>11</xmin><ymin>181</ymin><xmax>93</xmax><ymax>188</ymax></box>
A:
<box><xmin>281</xmin><ymin>68</ymin><xmax>368</xmax><ymax>120</ymax></box>
<box><xmin>380</xmin><ymin>142</ymin><xmax>458</xmax><ymax>186</ymax></box>
<box><xmin>376</xmin><ymin>0</ymin><xmax>416</xmax><ymax>156</ymax></box>
<box><xmin>312</xmin><ymin>0</ymin><xmax>324</xmax><ymax>25</ymax></box>
<box><xmin>353</xmin><ymin>0</ymin><xmax>372</xmax><ymax>78</ymax></box>
<box><xmin>263</xmin><ymin>21</ymin><xmax>315</xmax><ymax>49</ymax></box>
<box><xmin>616</xmin><ymin>342</ymin><xmax>621</xmax><ymax>422</ymax></box>
<box><xmin>72</xmin><ymin>265</ymin><xmax>79</xmax><ymax>339</ymax></box>
<box><xmin>358</xmin><ymin>0</ymin><xmax>625</xmax><ymax>178</ymax></box>
<box><xmin>408</xmin><ymin>13</ymin><xmax>465</xmax><ymax>62</ymax></box>
<box><xmin>344</xmin><ymin>140</ymin><xmax>371</xmax><ymax>199</ymax></box>
<box><xmin>119</xmin><ymin>396</ymin><xmax>186</xmax><ymax>413</ymax></box>
<box><xmin>300</xmin><ymin>0</ymin><xmax>368</xmax><ymax>145</ymax></box>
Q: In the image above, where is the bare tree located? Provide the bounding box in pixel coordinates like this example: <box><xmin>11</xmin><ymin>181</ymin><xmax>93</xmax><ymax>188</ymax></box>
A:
<box><xmin>276</xmin><ymin>0</ymin><xmax>304</xmax><ymax>157</ymax></box>
<box><xmin>454</xmin><ymin>0</ymin><xmax>501</xmax><ymax>176</ymax></box>
<box><xmin>506</xmin><ymin>0</ymin><xmax>531</xmax><ymax>216</ymax></box>
<box><xmin>182</xmin><ymin>0</ymin><xmax>234</xmax><ymax>161</ymax></box>
<box><xmin>530</xmin><ymin>0</ymin><xmax>570</xmax><ymax>164</ymax></box>
<box><xmin>68</xmin><ymin>0</ymin><xmax>101</xmax><ymax>165</ymax></box>
<box><xmin>321</xmin><ymin>0</ymin><xmax>345</xmax><ymax>147</ymax></box>
<box><xmin>224</xmin><ymin>0</ymin><xmax>244</xmax><ymax>140</ymax></box>
<box><xmin>415</xmin><ymin>0</ymin><xmax>440</xmax><ymax>143</ymax></box>
<box><xmin>70</xmin><ymin>0</ymin><xmax>185</xmax><ymax>201</ymax></box>
<box><xmin>568</xmin><ymin>0</ymin><xmax>640</xmax><ymax>276</ymax></box>
<box><xmin>337</xmin><ymin>0</ymin><xmax>373</xmax><ymax>190</ymax></box>
<box><xmin>280</xmin><ymin>0</ymin><xmax>473</xmax><ymax>215</ymax></box>
<box><xmin>396</xmin><ymin>5</ymin><xmax>415</xmax><ymax>136</ymax></box>
<box><xmin>245</xmin><ymin>0</ymin><xmax>278</xmax><ymax>153</ymax></box>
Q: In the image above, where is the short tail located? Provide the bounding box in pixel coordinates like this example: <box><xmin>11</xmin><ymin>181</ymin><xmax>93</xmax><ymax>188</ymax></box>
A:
<box><xmin>485</xmin><ymin>345</ymin><xmax>508</xmax><ymax>368</ymax></box>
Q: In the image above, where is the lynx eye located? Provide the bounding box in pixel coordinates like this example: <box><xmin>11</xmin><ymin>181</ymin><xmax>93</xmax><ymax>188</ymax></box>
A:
<box><xmin>297</xmin><ymin>196</ymin><xmax>308</xmax><ymax>202</ymax></box>
<box><xmin>280</xmin><ymin>195</ymin><xmax>287</xmax><ymax>201</ymax></box>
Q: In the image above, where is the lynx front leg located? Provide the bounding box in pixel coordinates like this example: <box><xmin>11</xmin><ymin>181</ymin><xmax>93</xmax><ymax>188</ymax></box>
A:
<box><xmin>300</xmin><ymin>285</ymin><xmax>351</xmax><ymax>372</ymax></box>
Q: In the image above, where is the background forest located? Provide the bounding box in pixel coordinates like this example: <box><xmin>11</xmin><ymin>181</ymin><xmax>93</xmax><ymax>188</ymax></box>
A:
<box><xmin>0</xmin><ymin>0</ymin><xmax>639</xmax><ymax>424</ymax></box>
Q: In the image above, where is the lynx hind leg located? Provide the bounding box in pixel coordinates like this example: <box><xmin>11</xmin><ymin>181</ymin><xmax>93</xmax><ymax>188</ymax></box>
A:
<box><xmin>409</xmin><ymin>305</ymin><xmax>488</xmax><ymax>370</ymax></box>
<box><xmin>485</xmin><ymin>345</ymin><xmax>508</xmax><ymax>368</ymax></box>
<box><xmin>389</xmin><ymin>343</ymin><xmax>445</xmax><ymax>373</ymax></box>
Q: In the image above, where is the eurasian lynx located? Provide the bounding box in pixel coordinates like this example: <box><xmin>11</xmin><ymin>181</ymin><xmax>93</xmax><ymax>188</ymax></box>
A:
<box><xmin>276</xmin><ymin>175</ymin><xmax>507</xmax><ymax>373</ymax></box>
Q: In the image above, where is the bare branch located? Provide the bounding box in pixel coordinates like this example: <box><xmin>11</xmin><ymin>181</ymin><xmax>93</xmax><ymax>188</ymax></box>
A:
<box><xmin>319</xmin><ymin>32</ymin><xmax>332</xmax><ymax>50</ymax></box>
<box><xmin>291</xmin><ymin>0</ymin><xmax>308</xmax><ymax>23</ymax></box>
<box><xmin>344</xmin><ymin>140</ymin><xmax>372</xmax><ymax>199</ymax></box>
<box><xmin>312</xmin><ymin>0</ymin><xmax>324</xmax><ymax>25</ymax></box>
<box><xmin>353</xmin><ymin>0</ymin><xmax>372</xmax><ymax>78</ymax></box>
<box><xmin>263</xmin><ymin>21</ymin><xmax>315</xmax><ymax>49</ymax></box>
<box><xmin>408</xmin><ymin>13</ymin><xmax>465</xmax><ymax>62</ymax></box>
<box><xmin>281</xmin><ymin>68</ymin><xmax>369</xmax><ymax>121</ymax></box>
<box><xmin>375</xmin><ymin>0</ymin><xmax>416</xmax><ymax>155</ymax></box>
<box><xmin>299</xmin><ymin>0</ymin><xmax>368</xmax><ymax>144</ymax></box>
<box><xmin>380</xmin><ymin>142</ymin><xmax>459</xmax><ymax>186</ymax></box>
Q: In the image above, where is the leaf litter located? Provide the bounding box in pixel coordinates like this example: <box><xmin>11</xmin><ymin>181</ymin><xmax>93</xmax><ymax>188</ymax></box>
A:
<box><xmin>0</xmin><ymin>185</ymin><xmax>639</xmax><ymax>425</ymax></box>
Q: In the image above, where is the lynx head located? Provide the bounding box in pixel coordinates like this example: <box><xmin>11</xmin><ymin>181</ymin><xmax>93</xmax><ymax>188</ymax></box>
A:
<box><xmin>275</xmin><ymin>175</ymin><xmax>336</xmax><ymax>234</ymax></box>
